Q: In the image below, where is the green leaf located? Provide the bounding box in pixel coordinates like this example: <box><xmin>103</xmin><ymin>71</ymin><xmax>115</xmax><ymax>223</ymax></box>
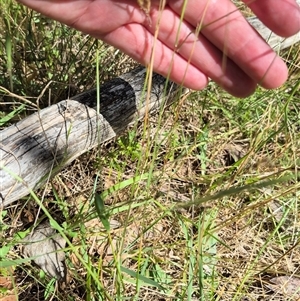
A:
<box><xmin>0</xmin><ymin>257</ymin><xmax>32</xmax><ymax>268</ymax></box>
<box><xmin>44</xmin><ymin>277</ymin><xmax>56</xmax><ymax>299</ymax></box>
<box><xmin>0</xmin><ymin>104</ymin><xmax>25</xmax><ymax>126</ymax></box>
<box><xmin>95</xmin><ymin>193</ymin><xmax>110</xmax><ymax>231</ymax></box>
<box><xmin>121</xmin><ymin>266</ymin><xmax>165</xmax><ymax>291</ymax></box>
<box><xmin>0</xmin><ymin>246</ymin><xmax>11</xmax><ymax>259</ymax></box>
<box><xmin>100</xmin><ymin>173</ymin><xmax>149</xmax><ymax>199</ymax></box>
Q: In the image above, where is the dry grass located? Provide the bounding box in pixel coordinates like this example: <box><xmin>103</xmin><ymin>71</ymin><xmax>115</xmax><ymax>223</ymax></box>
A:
<box><xmin>1</xmin><ymin>1</ymin><xmax>300</xmax><ymax>301</ymax></box>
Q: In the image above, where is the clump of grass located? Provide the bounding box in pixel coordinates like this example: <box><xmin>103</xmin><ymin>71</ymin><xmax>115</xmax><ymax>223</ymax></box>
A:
<box><xmin>1</xmin><ymin>0</ymin><xmax>300</xmax><ymax>300</ymax></box>
<box><xmin>0</xmin><ymin>0</ymin><xmax>137</xmax><ymax>117</ymax></box>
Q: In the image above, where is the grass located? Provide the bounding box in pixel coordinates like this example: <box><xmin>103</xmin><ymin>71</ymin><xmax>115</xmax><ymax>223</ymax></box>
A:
<box><xmin>1</xmin><ymin>1</ymin><xmax>300</xmax><ymax>300</ymax></box>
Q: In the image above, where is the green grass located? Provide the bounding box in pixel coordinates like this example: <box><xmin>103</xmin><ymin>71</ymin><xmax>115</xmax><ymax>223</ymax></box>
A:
<box><xmin>1</xmin><ymin>1</ymin><xmax>300</xmax><ymax>301</ymax></box>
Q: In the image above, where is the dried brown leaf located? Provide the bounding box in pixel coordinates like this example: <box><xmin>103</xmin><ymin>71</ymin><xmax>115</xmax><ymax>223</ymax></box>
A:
<box><xmin>0</xmin><ymin>277</ymin><xmax>13</xmax><ymax>290</ymax></box>
<box><xmin>0</xmin><ymin>295</ymin><xmax>17</xmax><ymax>301</ymax></box>
<box><xmin>268</xmin><ymin>200</ymin><xmax>285</xmax><ymax>223</ymax></box>
<box><xmin>22</xmin><ymin>221</ymin><xmax>66</xmax><ymax>280</ymax></box>
<box><xmin>224</xmin><ymin>143</ymin><xmax>247</xmax><ymax>166</ymax></box>
<box><xmin>266</xmin><ymin>276</ymin><xmax>300</xmax><ymax>299</ymax></box>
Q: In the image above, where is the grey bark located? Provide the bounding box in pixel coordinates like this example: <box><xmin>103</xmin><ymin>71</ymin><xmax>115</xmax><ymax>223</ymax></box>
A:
<box><xmin>1</xmin><ymin>10</ymin><xmax>300</xmax><ymax>207</ymax></box>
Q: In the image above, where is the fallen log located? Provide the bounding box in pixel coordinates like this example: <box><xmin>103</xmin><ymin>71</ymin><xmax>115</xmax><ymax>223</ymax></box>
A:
<box><xmin>1</xmin><ymin>9</ymin><xmax>300</xmax><ymax>207</ymax></box>
<box><xmin>0</xmin><ymin>67</ymin><xmax>181</xmax><ymax>207</ymax></box>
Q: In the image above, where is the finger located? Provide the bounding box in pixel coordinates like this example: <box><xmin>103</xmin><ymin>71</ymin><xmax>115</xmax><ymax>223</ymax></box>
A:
<box><xmin>169</xmin><ymin>0</ymin><xmax>289</xmax><ymax>90</ymax></box>
<box><xmin>147</xmin><ymin>6</ymin><xmax>257</xmax><ymax>97</ymax></box>
<box><xmin>17</xmin><ymin>0</ymin><xmax>207</xmax><ymax>89</ymax></box>
<box><xmin>16</xmin><ymin>0</ymin><xmax>145</xmax><ymax>35</ymax></box>
<box><xmin>102</xmin><ymin>23</ymin><xmax>209</xmax><ymax>90</ymax></box>
<box><xmin>243</xmin><ymin>0</ymin><xmax>300</xmax><ymax>37</ymax></box>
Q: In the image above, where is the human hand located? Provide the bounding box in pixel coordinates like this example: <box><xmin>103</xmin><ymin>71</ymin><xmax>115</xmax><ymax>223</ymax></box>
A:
<box><xmin>17</xmin><ymin>0</ymin><xmax>300</xmax><ymax>97</ymax></box>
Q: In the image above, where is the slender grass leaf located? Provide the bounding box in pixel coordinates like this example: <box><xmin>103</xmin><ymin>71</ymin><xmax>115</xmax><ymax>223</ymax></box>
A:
<box><xmin>121</xmin><ymin>266</ymin><xmax>165</xmax><ymax>291</ymax></box>
<box><xmin>0</xmin><ymin>104</ymin><xmax>25</xmax><ymax>126</ymax></box>
<box><xmin>95</xmin><ymin>193</ymin><xmax>110</xmax><ymax>231</ymax></box>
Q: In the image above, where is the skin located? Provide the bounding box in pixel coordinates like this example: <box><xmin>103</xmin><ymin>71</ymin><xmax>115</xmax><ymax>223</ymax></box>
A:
<box><xmin>17</xmin><ymin>0</ymin><xmax>300</xmax><ymax>97</ymax></box>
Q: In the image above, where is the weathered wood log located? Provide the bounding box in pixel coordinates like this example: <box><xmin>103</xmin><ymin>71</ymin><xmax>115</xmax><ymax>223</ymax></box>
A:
<box><xmin>1</xmin><ymin>9</ymin><xmax>300</xmax><ymax>207</ymax></box>
<box><xmin>0</xmin><ymin>67</ymin><xmax>181</xmax><ymax>207</ymax></box>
